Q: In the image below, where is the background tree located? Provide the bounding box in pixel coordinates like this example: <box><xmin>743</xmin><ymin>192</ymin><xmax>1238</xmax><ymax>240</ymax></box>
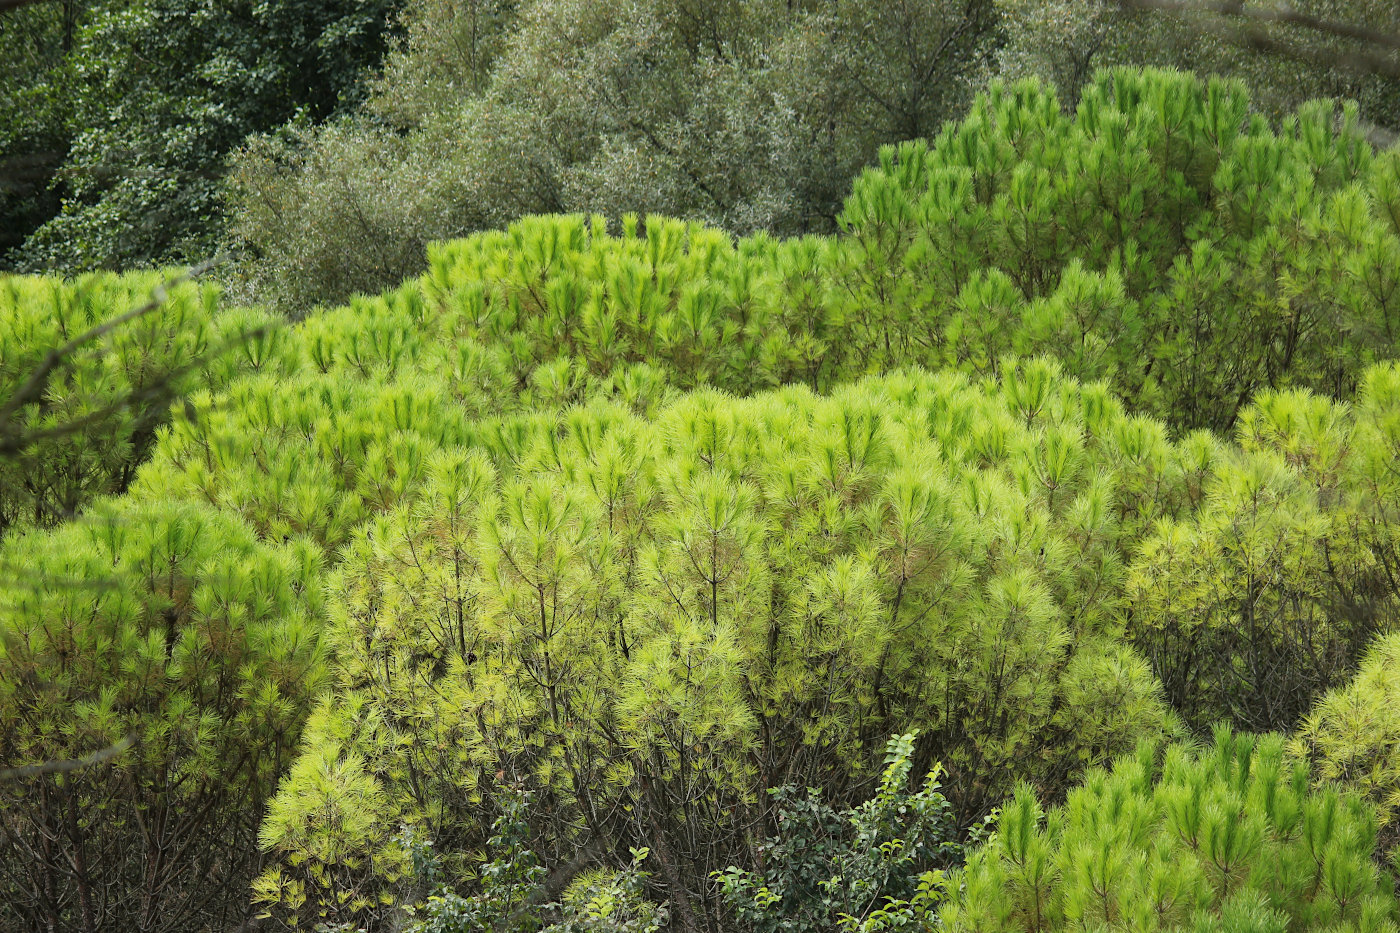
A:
<box><xmin>994</xmin><ymin>0</ymin><xmax>1400</xmax><ymax>134</ymax></box>
<box><xmin>0</xmin><ymin>0</ymin><xmax>89</xmax><ymax>263</ymax></box>
<box><xmin>2</xmin><ymin>0</ymin><xmax>404</xmax><ymax>274</ymax></box>
<box><xmin>223</xmin><ymin>0</ymin><xmax>999</xmax><ymax>314</ymax></box>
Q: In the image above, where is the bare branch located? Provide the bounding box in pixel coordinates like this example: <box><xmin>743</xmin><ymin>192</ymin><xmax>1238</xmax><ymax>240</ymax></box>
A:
<box><xmin>0</xmin><ymin>734</ymin><xmax>136</xmax><ymax>780</ymax></box>
<box><xmin>1119</xmin><ymin>0</ymin><xmax>1400</xmax><ymax>51</ymax></box>
<box><xmin>0</xmin><ymin>259</ymin><xmax>218</xmax><ymax>434</ymax></box>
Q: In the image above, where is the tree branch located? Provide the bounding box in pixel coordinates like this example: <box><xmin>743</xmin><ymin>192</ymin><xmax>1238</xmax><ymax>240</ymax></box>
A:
<box><xmin>1116</xmin><ymin>0</ymin><xmax>1400</xmax><ymax>80</ymax></box>
<box><xmin>0</xmin><ymin>735</ymin><xmax>137</xmax><ymax>780</ymax></box>
<box><xmin>1118</xmin><ymin>0</ymin><xmax>1400</xmax><ymax>52</ymax></box>
<box><xmin>0</xmin><ymin>259</ymin><xmax>220</xmax><ymax>454</ymax></box>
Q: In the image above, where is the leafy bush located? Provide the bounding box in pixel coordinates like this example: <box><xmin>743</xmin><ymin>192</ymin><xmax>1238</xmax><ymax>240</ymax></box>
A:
<box><xmin>940</xmin><ymin>727</ymin><xmax>1399</xmax><ymax>933</ymax></box>
<box><xmin>397</xmin><ymin>790</ymin><xmax>667</xmax><ymax>933</ymax></box>
<box><xmin>0</xmin><ymin>0</ymin><xmax>82</xmax><ymax>263</ymax></box>
<box><xmin>715</xmin><ymin>732</ymin><xmax>963</xmax><ymax>933</ymax></box>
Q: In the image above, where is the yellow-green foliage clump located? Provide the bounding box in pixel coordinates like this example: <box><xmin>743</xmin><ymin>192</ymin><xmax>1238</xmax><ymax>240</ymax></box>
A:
<box><xmin>1294</xmin><ymin>634</ymin><xmax>1400</xmax><ymax>851</ymax></box>
<box><xmin>253</xmin><ymin>360</ymin><xmax>1206</xmax><ymax>930</ymax></box>
<box><xmin>1128</xmin><ymin>364</ymin><xmax>1400</xmax><ymax>734</ymax></box>
<box><xmin>0</xmin><ymin>498</ymin><xmax>327</xmax><ymax>931</ymax></box>
<box><xmin>833</xmin><ymin>68</ymin><xmax>1400</xmax><ymax>432</ymax></box>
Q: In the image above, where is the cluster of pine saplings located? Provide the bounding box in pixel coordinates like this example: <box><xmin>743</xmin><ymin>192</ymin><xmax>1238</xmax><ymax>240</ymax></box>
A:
<box><xmin>3</xmin><ymin>68</ymin><xmax>1400</xmax><ymax>933</ymax></box>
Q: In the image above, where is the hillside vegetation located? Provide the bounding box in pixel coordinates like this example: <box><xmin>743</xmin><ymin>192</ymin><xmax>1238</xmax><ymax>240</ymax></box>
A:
<box><xmin>3</xmin><ymin>66</ymin><xmax>1400</xmax><ymax>933</ymax></box>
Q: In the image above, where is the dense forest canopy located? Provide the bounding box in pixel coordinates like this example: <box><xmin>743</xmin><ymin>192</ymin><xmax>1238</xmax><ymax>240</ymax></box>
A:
<box><xmin>3</xmin><ymin>2</ymin><xmax>1400</xmax><ymax>932</ymax></box>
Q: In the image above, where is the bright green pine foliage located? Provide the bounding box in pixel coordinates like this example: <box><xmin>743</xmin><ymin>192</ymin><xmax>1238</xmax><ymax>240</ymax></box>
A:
<box><xmin>420</xmin><ymin>212</ymin><xmax>855</xmax><ymax>395</ymax></box>
<box><xmin>407</xmin><ymin>70</ymin><xmax>1400</xmax><ymax>434</ymax></box>
<box><xmin>128</xmin><ymin>277</ymin><xmax>673</xmax><ymax>559</ymax></box>
<box><xmin>940</xmin><ymin>728</ymin><xmax>1398</xmax><ymax>933</ymax></box>
<box><xmin>29</xmin><ymin>208</ymin><xmax>1389</xmax><ymax>928</ymax></box>
<box><xmin>0</xmin><ymin>279</ymin><xmax>496</xmax><ymax>931</ymax></box>
<box><xmin>0</xmin><ymin>271</ymin><xmax>273</xmax><ymax>537</ymax></box>
<box><xmin>1128</xmin><ymin>364</ymin><xmax>1400</xmax><ymax>734</ymax></box>
<box><xmin>0</xmin><ymin>498</ymin><xmax>327</xmax><ymax>932</ymax></box>
<box><xmin>835</xmin><ymin>68</ymin><xmax>1400</xmax><ymax>432</ymax></box>
<box><xmin>252</xmin><ymin>361</ymin><xmax>1196</xmax><ymax>930</ymax></box>
<box><xmin>1292</xmin><ymin>633</ymin><xmax>1400</xmax><ymax>854</ymax></box>
<box><xmin>8</xmin><ymin>66</ymin><xmax>1400</xmax><ymax>924</ymax></box>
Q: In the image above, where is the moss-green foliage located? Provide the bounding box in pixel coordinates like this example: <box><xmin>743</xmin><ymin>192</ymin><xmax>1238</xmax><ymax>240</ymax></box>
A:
<box><xmin>1293</xmin><ymin>634</ymin><xmax>1400</xmax><ymax>854</ymax></box>
<box><xmin>0</xmin><ymin>271</ymin><xmax>269</xmax><ymax>537</ymax></box>
<box><xmin>940</xmin><ymin>728</ymin><xmax>1399</xmax><ymax>933</ymax></box>
<box><xmin>0</xmin><ymin>498</ymin><xmax>327</xmax><ymax>932</ymax></box>
<box><xmin>1129</xmin><ymin>365</ymin><xmax>1400</xmax><ymax>734</ymax></box>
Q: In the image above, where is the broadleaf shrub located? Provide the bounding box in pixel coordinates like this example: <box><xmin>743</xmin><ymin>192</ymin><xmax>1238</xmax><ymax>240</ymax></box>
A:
<box><xmin>714</xmin><ymin>731</ymin><xmax>963</xmax><ymax>933</ymax></box>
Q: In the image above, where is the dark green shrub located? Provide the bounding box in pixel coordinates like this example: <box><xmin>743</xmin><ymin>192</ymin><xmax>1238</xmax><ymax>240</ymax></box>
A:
<box><xmin>715</xmin><ymin>732</ymin><xmax>964</xmax><ymax>933</ymax></box>
<box><xmin>402</xmin><ymin>790</ymin><xmax>667</xmax><ymax>933</ymax></box>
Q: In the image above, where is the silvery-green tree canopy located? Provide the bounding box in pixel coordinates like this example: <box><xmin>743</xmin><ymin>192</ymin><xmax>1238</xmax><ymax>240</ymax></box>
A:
<box><xmin>994</xmin><ymin>0</ymin><xmax>1400</xmax><ymax>129</ymax></box>
<box><xmin>222</xmin><ymin>0</ymin><xmax>1001</xmax><ymax>312</ymax></box>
